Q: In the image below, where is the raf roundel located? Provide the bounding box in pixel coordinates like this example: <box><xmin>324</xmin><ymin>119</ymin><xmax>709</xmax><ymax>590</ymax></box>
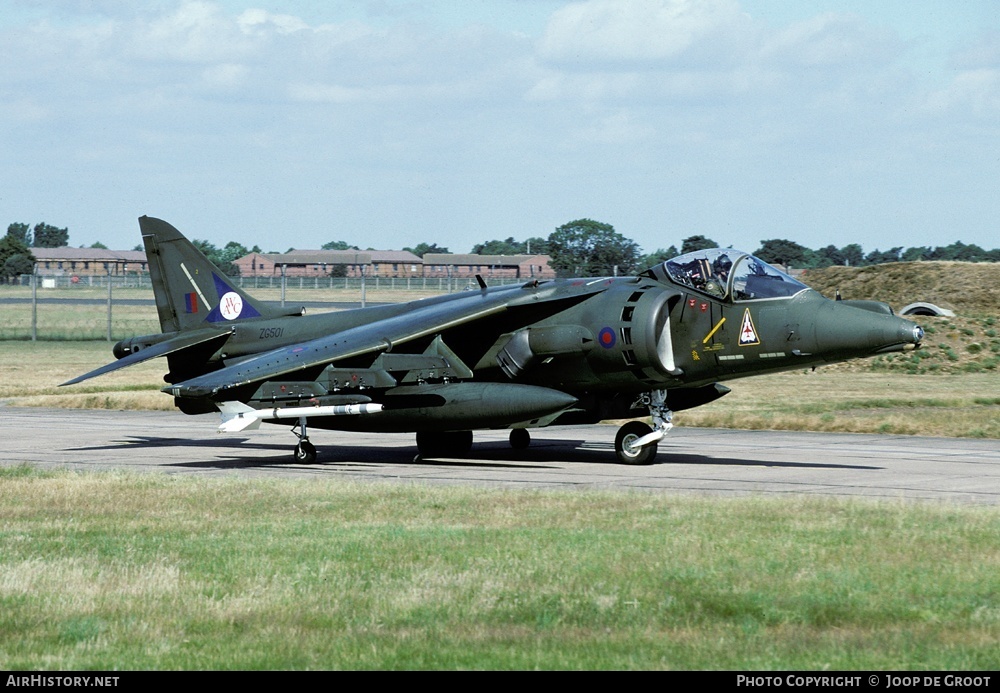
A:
<box><xmin>598</xmin><ymin>326</ymin><xmax>616</xmax><ymax>349</ymax></box>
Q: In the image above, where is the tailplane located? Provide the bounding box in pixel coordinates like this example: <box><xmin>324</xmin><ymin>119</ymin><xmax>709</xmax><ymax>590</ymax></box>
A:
<box><xmin>140</xmin><ymin>216</ymin><xmax>295</xmax><ymax>333</ymax></box>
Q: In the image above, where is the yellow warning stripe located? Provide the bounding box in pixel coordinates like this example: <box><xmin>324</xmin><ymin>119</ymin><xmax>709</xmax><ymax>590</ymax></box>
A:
<box><xmin>702</xmin><ymin>317</ymin><xmax>726</xmax><ymax>344</ymax></box>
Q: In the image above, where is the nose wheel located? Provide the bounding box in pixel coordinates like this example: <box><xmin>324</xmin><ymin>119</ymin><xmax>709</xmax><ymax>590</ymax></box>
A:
<box><xmin>615</xmin><ymin>422</ymin><xmax>658</xmax><ymax>465</ymax></box>
<box><xmin>615</xmin><ymin>390</ymin><xmax>673</xmax><ymax>465</ymax></box>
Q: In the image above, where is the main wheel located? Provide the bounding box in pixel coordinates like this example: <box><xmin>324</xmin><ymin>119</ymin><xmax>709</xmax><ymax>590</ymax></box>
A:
<box><xmin>293</xmin><ymin>440</ymin><xmax>317</xmax><ymax>464</ymax></box>
<box><xmin>509</xmin><ymin>429</ymin><xmax>531</xmax><ymax>450</ymax></box>
<box><xmin>416</xmin><ymin>431</ymin><xmax>473</xmax><ymax>458</ymax></box>
<box><xmin>614</xmin><ymin>422</ymin><xmax>657</xmax><ymax>465</ymax></box>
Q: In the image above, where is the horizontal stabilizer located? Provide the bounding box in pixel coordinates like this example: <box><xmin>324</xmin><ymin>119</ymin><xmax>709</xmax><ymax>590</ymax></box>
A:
<box><xmin>218</xmin><ymin>400</ymin><xmax>384</xmax><ymax>433</ymax></box>
<box><xmin>60</xmin><ymin>328</ymin><xmax>232</xmax><ymax>386</ymax></box>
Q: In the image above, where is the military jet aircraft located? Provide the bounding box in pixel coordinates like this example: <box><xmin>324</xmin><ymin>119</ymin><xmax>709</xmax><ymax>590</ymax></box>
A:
<box><xmin>63</xmin><ymin>216</ymin><xmax>925</xmax><ymax>465</ymax></box>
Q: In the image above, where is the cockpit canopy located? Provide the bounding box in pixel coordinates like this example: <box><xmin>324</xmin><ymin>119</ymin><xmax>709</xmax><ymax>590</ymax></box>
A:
<box><xmin>655</xmin><ymin>248</ymin><xmax>808</xmax><ymax>301</ymax></box>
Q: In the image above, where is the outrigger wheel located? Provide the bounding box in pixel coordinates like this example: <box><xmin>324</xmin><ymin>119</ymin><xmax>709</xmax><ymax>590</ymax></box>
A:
<box><xmin>294</xmin><ymin>440</ymin><xmax>316</xmax><ymax>464</ymax></box>
<box><xmin>292</xmin><ymin>416</ymin><xmax>317</xmax><ymax>463</ymax></box>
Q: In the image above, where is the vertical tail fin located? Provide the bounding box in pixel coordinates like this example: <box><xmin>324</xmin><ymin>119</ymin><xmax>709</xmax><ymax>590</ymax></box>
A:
<box><xmin>139</xmin><ymin>216</ymin><xmax>282</xmax><ymax>333</ymax></box>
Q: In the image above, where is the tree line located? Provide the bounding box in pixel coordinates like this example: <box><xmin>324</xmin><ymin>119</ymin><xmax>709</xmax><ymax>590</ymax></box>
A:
<box><xmin>0</xmin><ymin>222</ymin><xmax>69</xmax><ymax>282</ymax></box>
<box><xmin>3</xmin><ymin>219</ymin><xmax>998</xmax><ymax>283</ymax></box>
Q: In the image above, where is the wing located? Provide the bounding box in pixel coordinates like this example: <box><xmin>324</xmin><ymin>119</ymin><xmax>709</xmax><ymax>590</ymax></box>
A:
<box><xmin>164</xmin><ymin>281</ymin><xmax>602</xmax><ymax>400</ymax></box>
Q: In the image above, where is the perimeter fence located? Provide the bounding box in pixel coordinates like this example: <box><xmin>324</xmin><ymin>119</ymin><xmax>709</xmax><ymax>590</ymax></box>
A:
<box><xmin>1</xmin><ymin>272</ymin><xmax>523</xmax><ymax>342</ymax></box>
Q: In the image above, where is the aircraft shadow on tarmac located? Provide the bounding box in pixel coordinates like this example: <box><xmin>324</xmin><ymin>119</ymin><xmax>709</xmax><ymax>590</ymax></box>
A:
<box><xmin>68</xmin><ymin>435</ymin><xmax>881</xmax><ymax>471</ymax></box>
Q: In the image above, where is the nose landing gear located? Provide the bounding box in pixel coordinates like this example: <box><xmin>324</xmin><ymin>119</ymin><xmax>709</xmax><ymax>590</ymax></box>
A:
<box><xmin>615</xmin><ymin>390</ymin><xmax>673</xmax><ymax>465</ymax></box>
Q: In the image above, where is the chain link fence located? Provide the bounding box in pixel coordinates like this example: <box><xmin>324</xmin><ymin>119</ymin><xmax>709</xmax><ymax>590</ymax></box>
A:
<box><xmin>2</xmin><ymin>272</ymin><xmax>525</xmax><ymax>341</ymax></box>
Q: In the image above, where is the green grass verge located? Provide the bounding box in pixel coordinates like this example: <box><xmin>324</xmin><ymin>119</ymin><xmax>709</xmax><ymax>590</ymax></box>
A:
<box><xmin>1</xmin><ymin>468</ymin><xmax>998</xmax><ymax>670</ymax></box>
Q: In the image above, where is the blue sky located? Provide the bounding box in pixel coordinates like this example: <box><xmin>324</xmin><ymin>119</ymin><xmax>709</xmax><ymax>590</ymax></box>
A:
<box><xmin>2</xmin><ymin>0</ymin><xmax>999</xmax><ymax>256</ymax></box>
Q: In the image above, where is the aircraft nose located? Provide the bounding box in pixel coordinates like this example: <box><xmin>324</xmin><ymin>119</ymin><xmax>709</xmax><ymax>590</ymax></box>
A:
<box><xmin>870</xmin><ymin>314</ymin><xmax>924</xmax><ymax>354</ymax></box>
<box><xmin>813</xmin><ymin>301</ymin><xmax>924</xmax><ymax>359</ymax></box>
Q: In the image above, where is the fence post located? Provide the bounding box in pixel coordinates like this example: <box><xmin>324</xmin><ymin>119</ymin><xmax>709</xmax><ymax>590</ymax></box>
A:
<box><xmin>31</xmin><ymin>264</ymin><xmax>38</xmax><ymax>342</ymax></box>
<box><xmin>360</xmin><ymin>266</ymin><xmax>366</xmax><ymax>308</ymax></box>
<box><xmin>106</xmin><ymin>266</ymin><xmax>113</xmax><ymax>342</ymax></box>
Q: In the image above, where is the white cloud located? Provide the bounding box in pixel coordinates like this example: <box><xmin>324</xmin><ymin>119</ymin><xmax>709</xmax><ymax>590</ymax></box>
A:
<box><xmin>761</xmin><ymin>11</ymin><xmax>899</xmax><ymax>68</ymax></box>
<box><xmin>538</xmin><ymin>0</ymin><xmax>748</xmax><ymax>65</ymax></box>
<box><xmin>237</xmin><ymin>8</ymin><xmax>309</xmax><ymax>35</ymax></box>
<box><xmin>925</xmin><ymin>68</ymin><xmax>1000</xmax><ymax>118</ymax></box>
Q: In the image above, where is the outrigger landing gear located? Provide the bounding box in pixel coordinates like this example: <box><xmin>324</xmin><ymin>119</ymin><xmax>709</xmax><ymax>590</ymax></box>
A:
<box><xmin>292</xmin><ymin>416</ymin><xmax>317</xmax><ymax>463</ymax></box>
<box><xmin>614</xmin><ymin>389</ymin><xmax>673</xmax><ymax>465</ymax></box>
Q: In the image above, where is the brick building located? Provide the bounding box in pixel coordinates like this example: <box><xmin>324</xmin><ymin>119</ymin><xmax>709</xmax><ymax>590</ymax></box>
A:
<box><xmin>31</xmin><ymin>247</ymin><xmax>148</xmax><ymax>277</ymax></box>
<box><xmin>233</xmin><ymin>250</ymin><xmax>422</xmax><ymax>279</ymax></box>
<box><xmin>421</xmin><ymin>253</ymin><xmax>555</xmax><ymax>280</ymax></box>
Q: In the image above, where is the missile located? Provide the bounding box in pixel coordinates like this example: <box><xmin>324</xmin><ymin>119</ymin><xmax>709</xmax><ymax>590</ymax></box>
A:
<box><xmin>218</xmin><ymin>401</ymin><xmax>383</xmax><ymax>433</ymax></box>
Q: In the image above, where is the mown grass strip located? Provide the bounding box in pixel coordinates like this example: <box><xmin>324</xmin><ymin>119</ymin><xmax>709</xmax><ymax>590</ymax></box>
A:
<box><xmin>1</xmin><ymin>469</ymin><xmax>999</xmax><ymax>670</ymax></box>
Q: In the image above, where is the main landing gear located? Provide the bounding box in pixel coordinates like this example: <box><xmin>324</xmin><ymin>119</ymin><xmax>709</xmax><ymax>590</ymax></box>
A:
<box><xmin>292</xmin><ymin>417</ymin><xmax>317</xmax><ymax>463</ymax></box>
<box><xmin>614</xmin><ymin>390</ymin><xmax>673</xmax><ymax>465</ymax></box>
<box><xmin>509</xmin><ymin>428</ymin><xmax>531</xmax><ymax>450</ymax></box>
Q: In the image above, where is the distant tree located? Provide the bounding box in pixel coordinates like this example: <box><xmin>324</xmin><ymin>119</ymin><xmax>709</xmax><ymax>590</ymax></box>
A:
<box><xmin>815</xmin><ymin>245</ymin><xmax>844</xmax><ymax>267</ymax></box>
<box><xmin>89</xmin><ymin>241</ymin><xmax>108</xmax><ymax>249</ymax></box>
<box><xmin>680</xmin><ymin>235</ymin><xmax>718</xmax><ymax>254</ymax></box>
<box><xmin>525</xmin><ymin>237</ymin><xmax>550</xmax><ymax>256</ymax></box>
<box><xmin>193</xmin><ymin>239</ymin><xmax>219</xmax><ymax>257</ymax></box>
<box><xmin>840</xmin><ymin>244</ymin><xmax>864</xmax><ymax>267</ymax></box>
<box><xmin>472</xmin><ymin>237</ymin><xmax>524</xmax><ymax>255</ymax></box>
<box><xmin>405</xmin><ymin>242</ymin><xmax>450</xmax><ymax>257</ymax></box>
<box><xmin>32</xmin><ymin>223</ymin><xmax>69</xmax><ymax>248</ymax></box>
<box><xmin>901</xmin><ymin>246</ymin><xmax>932</xmax><ymax>262</ymax></box>
<box><xmin>132</xmin><ymin>244</ymin><xmax>144</xmax><ymax>252</ymax></box>
<box><xmin>7</xmin><ymin>223</ymin><xmax>31</xmax><ymax>246</ymax></box>
<box><xmin>864</xmin><ymin>247</ymin><xmax>903</xmax><ymax>265</ymax></box>
<box><xmin>939</xmin><ymin>241</ymin><xmax>988</xmax><ymax>262</ymax></box>
<box><xmin>3</xmin><ymin>253</ymin><xmax>34</xmax><ymax>280</ymax></box>
<box><xmin>755</xmin><ymin>239</ymin><xmax>810</xmax><ymax>269</ymax></box>
<box><xmin>638</xmin><ymin>246</ymin><xmax>679</xmax><ymax>268</ymax></box>
<box><xmin>0</xmin><ymin>235</ymin><xmax>35</xmax><ymax>284</ymax></box>
<box><xmin>547</xmin><ymin>219</ymin><xmax>641</xmax><ymax>277</ymax></box>
<box><xmin>322</xmin><ymin>240</ymin><xmax>359</xmax><ymax>250</ymax></box>
<box><xmin>192</xmin><ymin>239</ymin><xmax>243</xmax><ymax>276</ymax></box>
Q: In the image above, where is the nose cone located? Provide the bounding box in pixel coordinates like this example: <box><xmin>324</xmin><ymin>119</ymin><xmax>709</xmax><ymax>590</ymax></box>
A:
<box><xmin>813</xmin><ymin>300</ymin><xmax>923</xmax><ymax>362</ymax></box>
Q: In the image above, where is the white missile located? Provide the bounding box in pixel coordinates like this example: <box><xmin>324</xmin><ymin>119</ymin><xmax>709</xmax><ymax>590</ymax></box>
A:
<box><xmin>218</xmin><ymin>401</ymin><xmax>383</xmax><ymax>433</ymax></box>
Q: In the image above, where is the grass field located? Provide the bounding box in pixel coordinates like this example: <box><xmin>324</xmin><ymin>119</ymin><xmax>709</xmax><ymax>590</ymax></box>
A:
<box><xmin>2</xmin><ymin>466</ymin><xmax>998</xmax><ymax>670</ymax></box>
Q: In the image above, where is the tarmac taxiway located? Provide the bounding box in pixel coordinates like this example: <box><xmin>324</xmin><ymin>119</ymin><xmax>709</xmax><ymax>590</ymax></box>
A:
<box><xmin>5</xmin><ymin>407</ymin><xmax>999</xmax><ymax>504</ymax></box>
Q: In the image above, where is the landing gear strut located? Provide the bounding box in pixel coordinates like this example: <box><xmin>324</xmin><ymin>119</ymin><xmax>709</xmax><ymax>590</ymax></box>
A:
<box><xmin>614</xmin><ymin>390</ymin><xmax>673</xmax><ymax>465</ymax></box>
<box><xmin>292</xmin><ymin>416</ymin><xmax>317</xmax><ymax>463</ymax></box>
